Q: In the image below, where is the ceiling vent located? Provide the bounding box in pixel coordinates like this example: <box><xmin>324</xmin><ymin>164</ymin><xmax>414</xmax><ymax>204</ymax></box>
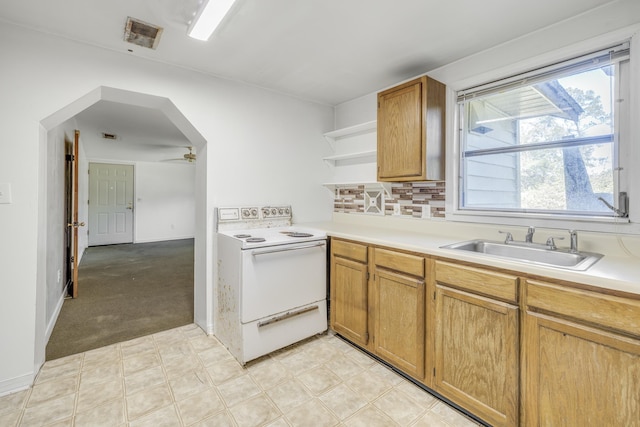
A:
<box><xmin>124</xmin><ymin>17</ymin><xmax>163</xmax><ymax>50</ymax></box>
<box><xmin>102</xmin><ymin>132</ymin><xmax>118</xmax><ymax>140</ymax></box>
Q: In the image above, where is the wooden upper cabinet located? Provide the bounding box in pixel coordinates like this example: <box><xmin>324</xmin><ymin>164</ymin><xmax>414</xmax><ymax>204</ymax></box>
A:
<box><xmin>377</xmin><ymin>76</ymin><xmax>445</xmax><ymax>182</ymax></box>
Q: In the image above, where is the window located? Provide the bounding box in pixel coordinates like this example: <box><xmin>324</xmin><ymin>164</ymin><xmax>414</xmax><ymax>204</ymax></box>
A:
<box><xmin>457</xmin><ymin>43</ymin><xmax>630</xmax><ymax>218</ymax></box>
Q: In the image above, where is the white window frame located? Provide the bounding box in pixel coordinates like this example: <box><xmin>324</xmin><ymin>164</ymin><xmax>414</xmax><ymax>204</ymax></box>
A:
<box><xmin>446</xmin><ymin>31</ymin><xmax>640</xmax><ymax>235</ymax></box>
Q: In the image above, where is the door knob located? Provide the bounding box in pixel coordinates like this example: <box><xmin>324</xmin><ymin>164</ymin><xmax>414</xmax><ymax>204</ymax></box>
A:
<box><xmin>67</xmin><ymin>222</ymin><xmax>86</xmax><ymax>228</ymax></box>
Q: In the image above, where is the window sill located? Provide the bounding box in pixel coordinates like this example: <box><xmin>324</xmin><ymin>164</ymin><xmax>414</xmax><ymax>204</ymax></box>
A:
<box><xmin>446</xmin><ymin>209</ymin><xmax>640</xmax><ymax>235</ymax></box>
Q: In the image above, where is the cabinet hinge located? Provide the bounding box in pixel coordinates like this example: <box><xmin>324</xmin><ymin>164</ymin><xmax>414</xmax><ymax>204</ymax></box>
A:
<box><xmin>367</xmin><ymin>272</ymin><xmax>370</xmax><ymax>281</ymax></box>
<box><xmin>65</xmin><ymin>154</ymin><xmax>75</xmax><ymax>161</ymax></box>
<box><xmin>433</xmin><ymin>367</ymin><xmax>436</xmax><ymax>377</ymax></box>
<box><xmin>365</xmin><ymin>332</ymin><xmax>369</xmax><ymax>343</ymax></box>
<box><xmin>433</xmin><ymin>291</ymin><xmax>436</xmax><ymax>300</ymax></box>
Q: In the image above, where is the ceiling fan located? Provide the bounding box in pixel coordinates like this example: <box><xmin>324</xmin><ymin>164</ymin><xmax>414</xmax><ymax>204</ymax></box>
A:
<box><xmin>165</xmin><ymin>146</ymin><xmax>196</xmax><ymax>163</ymax></box>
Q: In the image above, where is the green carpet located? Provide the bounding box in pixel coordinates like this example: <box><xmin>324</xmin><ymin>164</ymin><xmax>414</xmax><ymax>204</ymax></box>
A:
<box><xmin>46</xmin><ymin>239</ymin><xmax>194</xmax><ymax>360</ymax></box>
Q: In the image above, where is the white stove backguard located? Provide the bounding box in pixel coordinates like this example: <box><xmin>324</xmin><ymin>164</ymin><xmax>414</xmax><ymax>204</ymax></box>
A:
<box><xmin>216</xmin><ymin>205</ymin><xmax>293</xmax><ymax>232</ymax></box>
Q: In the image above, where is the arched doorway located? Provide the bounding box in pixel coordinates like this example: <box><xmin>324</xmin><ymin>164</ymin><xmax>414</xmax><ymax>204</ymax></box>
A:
<box><xmin>35</xmin><ymin>86</ymin><xmax>210</xmax><ymax>368</ymax></box>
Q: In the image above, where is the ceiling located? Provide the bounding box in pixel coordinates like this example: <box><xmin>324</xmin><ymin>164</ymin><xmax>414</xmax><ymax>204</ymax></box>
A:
<box><xmin>0</xmin><ymin>0</ymin><xmax>625</xmax><ymax>106</ymax></box>
<box><xmin>0</xmin><ymin>0</ymin><xmax>632</xmax><ymax>156</ymax></box>
<box><xmin>73</xmin><ymin>101</ymin><xmax>194</xmax><ymax>161</ymax></box>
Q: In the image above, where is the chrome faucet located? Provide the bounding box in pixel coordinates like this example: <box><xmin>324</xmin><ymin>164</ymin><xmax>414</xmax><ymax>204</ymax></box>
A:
<box><xmin>498</xmin><ymin>230</ymin><xmax>513</xmax><ymax>243</ymax></box>
<box><xmin>568</xmin><ymin>230</ymin><xmax>579</xmax><ymax>253</ymax></box>
<box><xmin>525</xmin><ymin>226</ymin><xmax>535</xmax><ymax>243</ymax></box>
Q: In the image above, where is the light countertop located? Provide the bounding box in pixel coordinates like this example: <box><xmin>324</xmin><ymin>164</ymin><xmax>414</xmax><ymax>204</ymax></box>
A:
<box><xmin>303</xmin><ymin>220</ymin><xmax>640</xmax><ymax>298</ymax></box>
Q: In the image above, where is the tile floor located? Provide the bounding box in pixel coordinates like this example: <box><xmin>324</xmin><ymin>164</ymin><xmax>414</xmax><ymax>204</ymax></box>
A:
<box><xmin>0</xmin><ymin>324</ymin><xmax>482</xmax><ymax>427</ymax></box>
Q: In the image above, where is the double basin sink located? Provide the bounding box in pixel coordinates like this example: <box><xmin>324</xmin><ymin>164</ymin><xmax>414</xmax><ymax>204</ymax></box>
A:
<box><xmin>441</xmin><ymin>239</ymin><xmax>603</xmax><ymax>271</ymax></box>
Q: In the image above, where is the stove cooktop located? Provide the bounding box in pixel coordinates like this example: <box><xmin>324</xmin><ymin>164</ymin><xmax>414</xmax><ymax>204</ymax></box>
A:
<box><xmin>218</xmin><ymin>226</ymin><xmax>326</xmax><ymax>249</ymax></box>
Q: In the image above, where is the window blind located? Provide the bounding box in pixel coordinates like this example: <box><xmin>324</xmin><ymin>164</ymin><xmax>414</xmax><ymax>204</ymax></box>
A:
<box><xmin>457</xmin><ymin>42</ymin><xmax>630</xmax><ymax>103</ymax></box>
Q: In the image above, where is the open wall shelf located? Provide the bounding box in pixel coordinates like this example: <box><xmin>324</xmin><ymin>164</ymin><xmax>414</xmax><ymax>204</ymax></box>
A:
<box><xmin>322</xmin><ymin>150</ymin><xmax>377</xmax><ymax>166</ymax></box>
<box><xmin>323</xmin><ymin>120</ymin><xmax>377</xmax><ymax>150</ymax></box>
<box><xmin>322</xmin><ymin>120</ymin><xmax>377</xmax><ymax>167</ymax></box>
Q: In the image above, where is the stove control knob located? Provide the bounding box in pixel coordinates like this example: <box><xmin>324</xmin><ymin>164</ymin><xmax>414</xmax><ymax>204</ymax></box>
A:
<box><xmin>271</xmin><ymin>208</ymin><xmax>277</xmax><ymax>215</ymax></box>
<box><xmin>278</xmin><ymin>208</ymin><xmax>284</xmax><ymax>215</ymax></box>
<box><xmin>262</xmin><ymin>208</ymin><xmax>268</xmax><ymax>216</ymax></box>
<box><xmin>242</xmin><ymin>209</ymin><xmax>250</xmax><ymax>218</ymax></box>
<box><xmin>285</xmin><ymin>208</ymin><xmax>290</xmax><ymax>215</ymax></box>
<box><xmin>251</xmin><ymin>209</ymin><xmax>258</xmax><ymax>217</ymax></box>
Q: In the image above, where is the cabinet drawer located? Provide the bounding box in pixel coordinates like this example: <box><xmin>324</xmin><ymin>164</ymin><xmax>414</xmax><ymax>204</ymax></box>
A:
<box><xmin>332</xmin><ymin>239</ymin><xmax>368</xmax><ymax>263</ymax></box>
<box><xmin>526</xmin><ymin>279</ymin><xmax>640</xmax><ymax>338</ymax></box>
<box><xmin>374</xmin><ymin>248</ymin><xmax>424</xmax><ymax>278</ymax></box>
<box><xmin>435</xmin><ymin>261</ymin><xmax>518</xmax><ymax>303</ymax></box>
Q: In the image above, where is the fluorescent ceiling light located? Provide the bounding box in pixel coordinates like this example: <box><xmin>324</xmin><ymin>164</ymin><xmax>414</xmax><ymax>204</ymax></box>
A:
<box><xmin>187</xmin><ymin>0</ymin><xmax>237</xmax><ymax>41</ymax></box>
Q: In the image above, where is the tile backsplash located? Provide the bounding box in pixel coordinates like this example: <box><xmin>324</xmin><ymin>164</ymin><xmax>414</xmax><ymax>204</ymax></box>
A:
<box><xmin>333</xmin><ymin>182</ymin><xmax>446</xmax><ymax>219</ymax></box>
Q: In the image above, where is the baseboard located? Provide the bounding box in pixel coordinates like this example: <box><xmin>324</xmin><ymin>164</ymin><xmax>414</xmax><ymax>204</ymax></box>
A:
<box><xmin>77</xmin><ymin>245</ymin><xmax>86</xmax><ymax>264</ymax></box>
<box><xmin>134</xmin><ymin>235</ymin><xmax>195</xmax><ymax>244</ymax></box>
<box><xmin>196</xmin><ymin>318</ymin><xmax>214</xmax><ymax>335</ymax></box>
<box><xmin>0</xmin><ymin>373</ymin><xmax>32</xmax><ymax>397</ymax></box>
<box><xmin>45</xmin><ymin>291</ymin><xmax>66</xmax><ymax>343</ymax></box>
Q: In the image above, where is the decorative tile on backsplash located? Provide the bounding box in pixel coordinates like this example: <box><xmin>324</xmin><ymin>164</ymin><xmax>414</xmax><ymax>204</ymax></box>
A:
<box><xmin>333</xmin><ymin>182</ymin><xmax>446</xmax><ymax>219</ymax></box>
<box><xmin>334</xmin><ymin>186</ymin><xmax>366</xmax><ymax>213</ymax></box>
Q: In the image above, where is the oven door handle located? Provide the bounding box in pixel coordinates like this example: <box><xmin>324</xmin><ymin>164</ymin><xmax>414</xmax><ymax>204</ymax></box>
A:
<box><xmin>258</xmin><ymin>305</ymin><xmax>319</xmax><ymax>328</ymax></box>
<box><xmin>251</xmin><ymin>241</ymin><xmax>326</xmax><ymax>256</ymax></box>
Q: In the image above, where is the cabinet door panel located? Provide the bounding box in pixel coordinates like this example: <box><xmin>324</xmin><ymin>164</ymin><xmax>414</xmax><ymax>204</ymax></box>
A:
<box><xmin>524</xmin><ymin>312</ymin><xmax>640</xmax><ymax>426</ymax></box>
<box><xmin>331</xmin><ymin>256</ymin><xmax>369</xmax><ymax>346</ymax></box>
<box><xmin>374</xmin><ymin>269</ymin><xmax>425</xmax><ymax>378</ymax></box>
<box><xmin>378</xmin><ymin>80</ymin><xmax>424</xmax><ymax>180</ymax></box>
<box><xmin>435</xmin><ymin>285</ymin><xmax>518</xmax><ymax>427</ymax></box>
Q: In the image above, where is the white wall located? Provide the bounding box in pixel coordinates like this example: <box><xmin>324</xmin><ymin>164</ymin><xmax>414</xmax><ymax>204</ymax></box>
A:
<box><xmin>0</xmin><ymin>22</ymin><xmax>333</xmax><ymax>394</ymax></box>
<box><xmin>134</xmin><ymin>162</ymin><xmax>195</xmax><ymax>243</ymax></box>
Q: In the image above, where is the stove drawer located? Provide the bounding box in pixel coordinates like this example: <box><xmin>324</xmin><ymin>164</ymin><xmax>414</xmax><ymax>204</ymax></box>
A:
<box><xmin>241</xmin><ymin>300</ymin><xmax>328</xmax><ymax>363</ymax></box>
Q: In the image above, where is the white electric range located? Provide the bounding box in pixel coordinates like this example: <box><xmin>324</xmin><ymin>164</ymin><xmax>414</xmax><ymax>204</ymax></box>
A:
<box><xmin>214</xmin><ymin>205</ymin><xmax>328</xmax><ymax>365</ymax></box>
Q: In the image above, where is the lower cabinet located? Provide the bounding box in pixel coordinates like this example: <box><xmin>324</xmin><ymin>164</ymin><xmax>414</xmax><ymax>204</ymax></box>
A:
<box><xmin>522</xmin><ymin>279</ymin><xmax>640</xmax><ymax>426</ymax></box>
<box><xmin>330</xmin><ymin>239</ymin><xmax>369</xmax><ymax>347</ymax></box>
<box><xmin>330</xmin><ymin>238</ymin><xmax>640</xmax><ymax>427</ymax></box>
<box><xmin>372</xmin><ymin>248</ymin><xmax>426</xmax><ymax>379</ymax></box>
<box><xmin>433</xmin><ymin>261</ymin><xmax>519</xmax><ymax>427</ymax></box>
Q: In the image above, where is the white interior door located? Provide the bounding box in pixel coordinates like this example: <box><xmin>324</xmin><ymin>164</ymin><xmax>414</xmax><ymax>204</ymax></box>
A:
<box><xmin>88</xmin><ymin>163</ymin><xmax>134</xmax><ymax>246</ymax></box>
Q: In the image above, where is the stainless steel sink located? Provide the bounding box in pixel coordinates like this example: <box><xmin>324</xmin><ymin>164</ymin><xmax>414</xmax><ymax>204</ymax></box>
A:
<box><xmin>440</xmin><ymin>239</ymin><xmax>603</xmax><ymax>271</ymax></box>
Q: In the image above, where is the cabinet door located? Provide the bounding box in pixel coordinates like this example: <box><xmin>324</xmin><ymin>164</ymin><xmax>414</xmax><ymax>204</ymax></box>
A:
<box><xmin>377</xmin><ymin>76</ymin><xmax>445</xmax><ymax>182</ymax></box>
<box><xmin>377</xmin><ymin>78</ymin><xmax>425</xmax><ymax>181</ymax></box>
<box><xmin>373</xmin><ymin>269</ymin><xmax>425</xmax><ymax>379</ymax></box>
<box><xmin>523</xmin><ymin>312</ymin><xmax>640</xmax><ymax>427</ymax></box>
<box><xmin>330</xmin><ymin>256</ymin><xmax>369</xmax><ymax>347</ymax></box>
<box><xmin>434</xmin><ymin>285</ymin><xmax>519</xmax><ymax>427</ymax></box>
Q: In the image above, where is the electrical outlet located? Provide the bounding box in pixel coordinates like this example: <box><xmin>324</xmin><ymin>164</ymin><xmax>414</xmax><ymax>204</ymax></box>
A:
<box><xmin>393</xmin><ymin>204</ymin><xmax>401</xmax><ymax>215</ymax></box>
<box><xmin>422</xmin><ymin>205</ymin><xmax>431</xmax><ymax>218</ymax></box>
